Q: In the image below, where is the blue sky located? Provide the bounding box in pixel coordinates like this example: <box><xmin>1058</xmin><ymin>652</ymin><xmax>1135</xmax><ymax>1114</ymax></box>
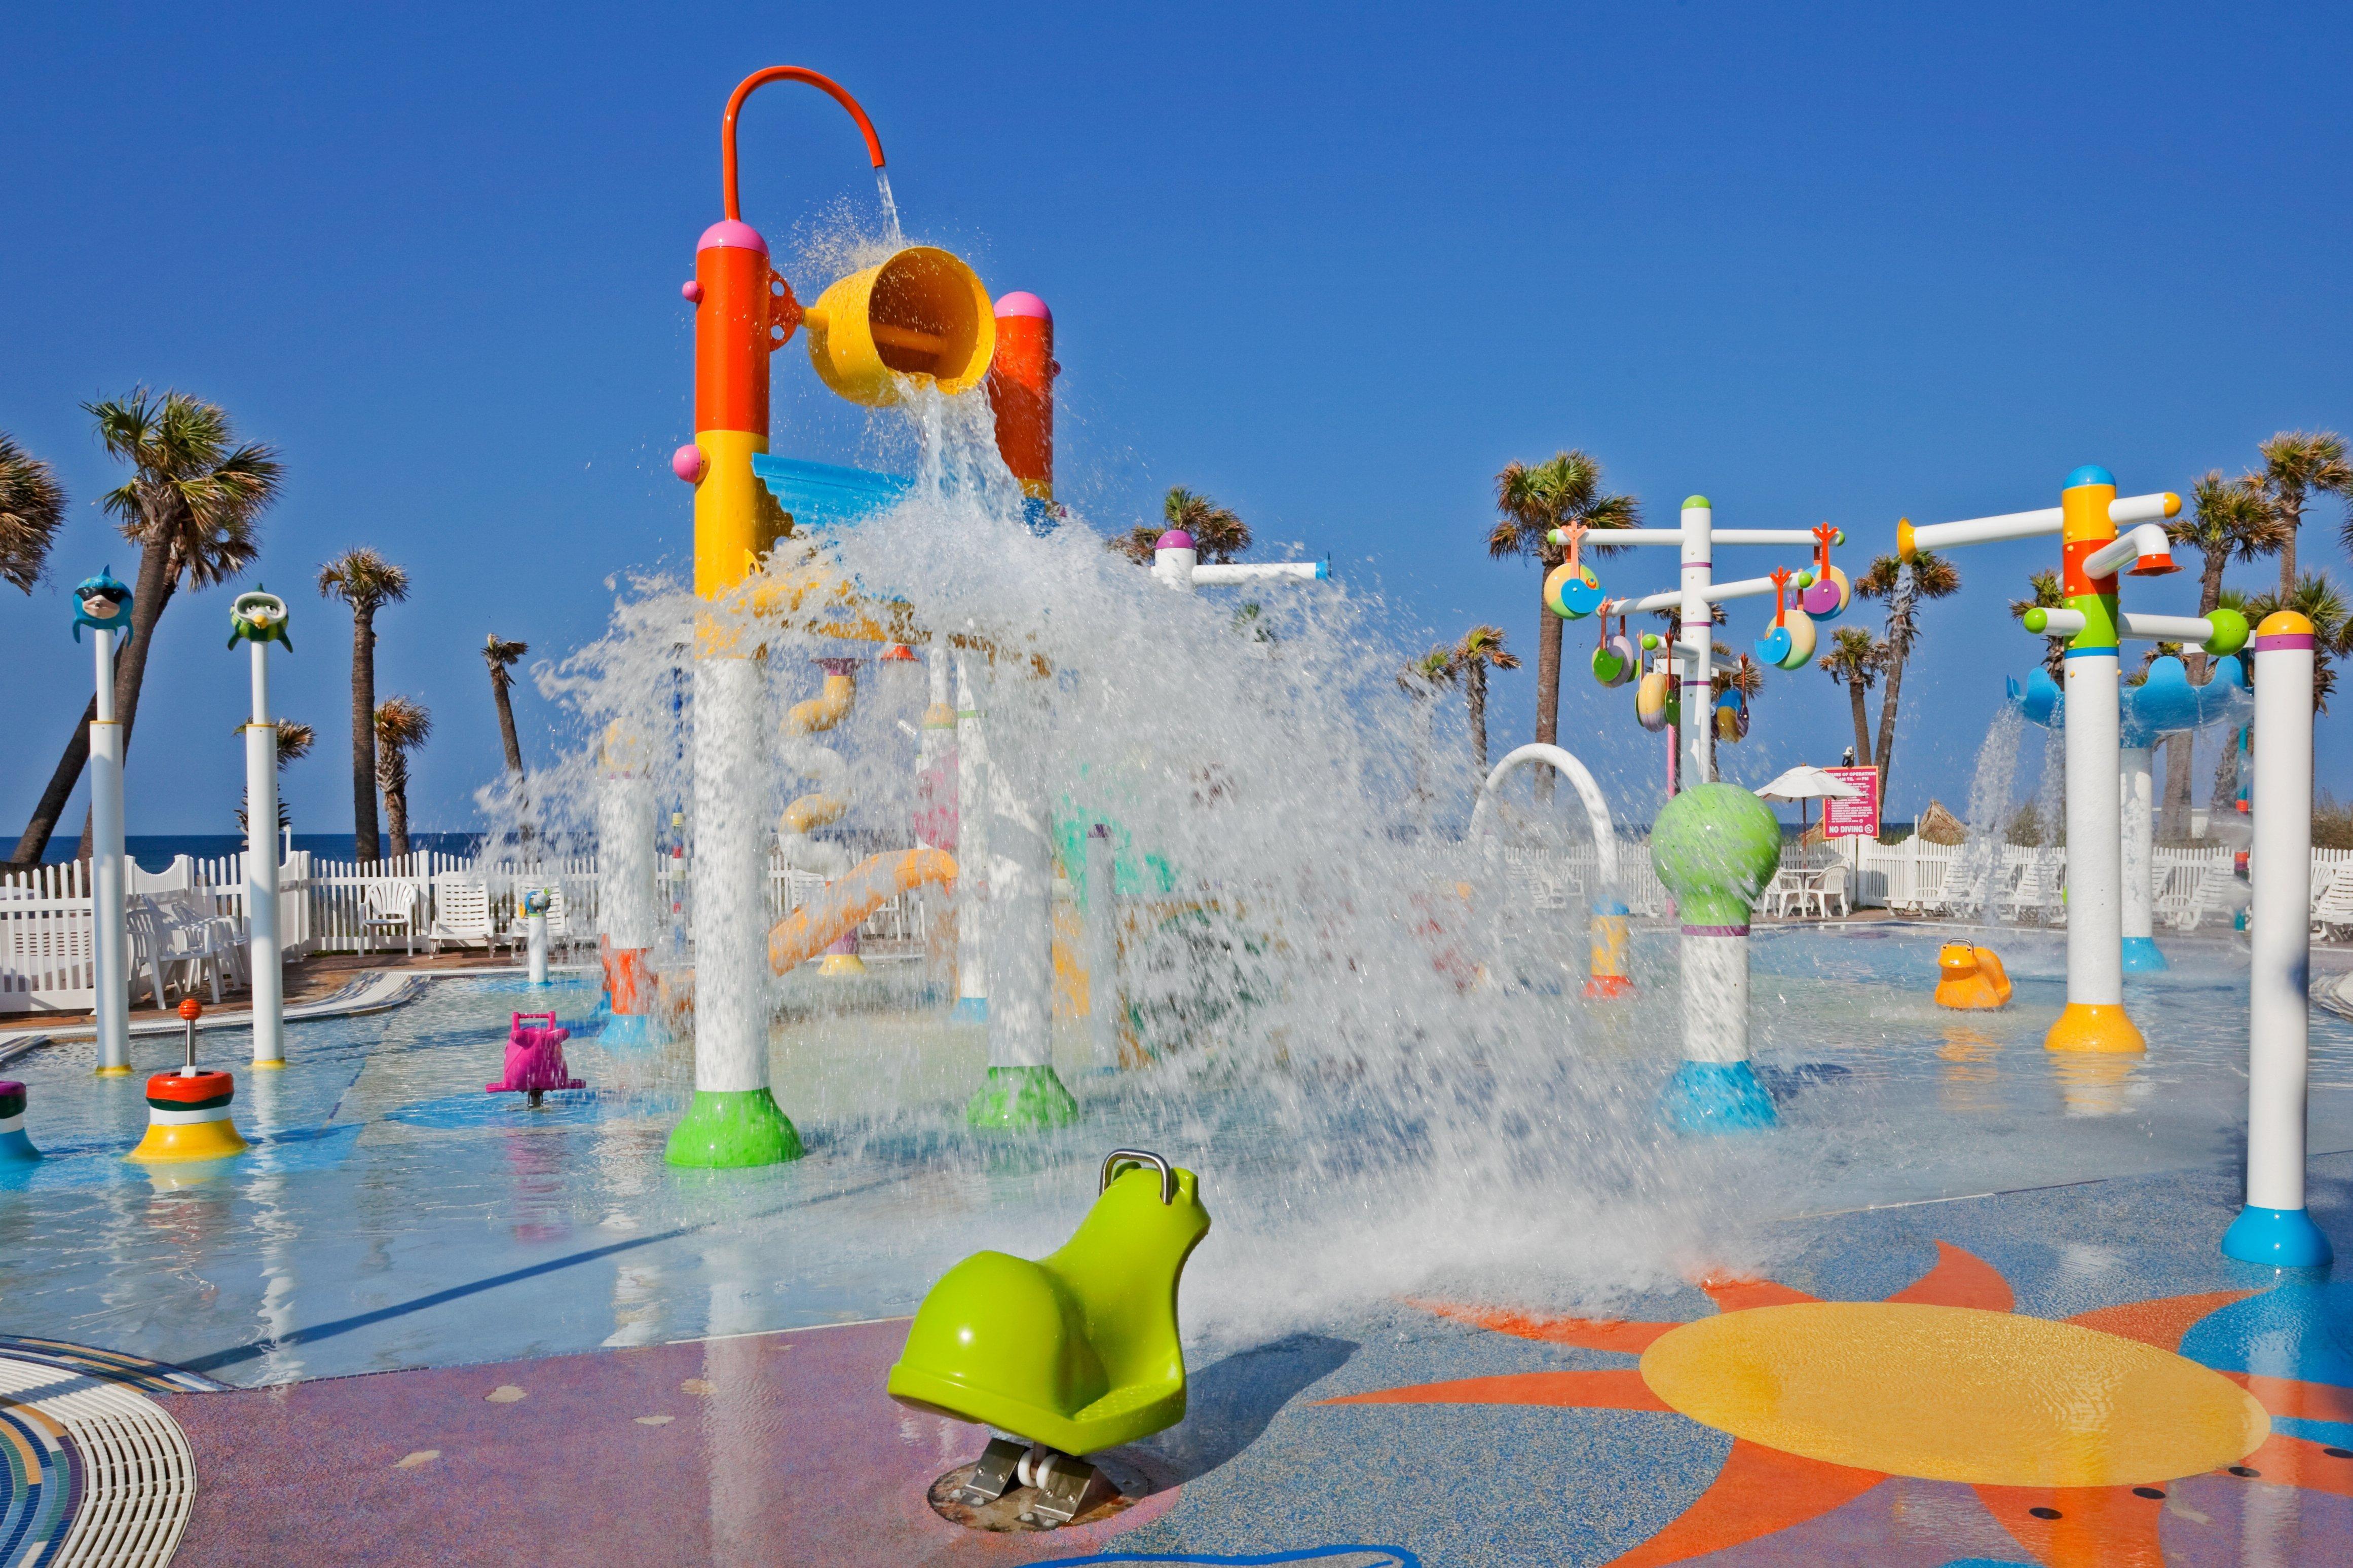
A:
<box><xmin>4</xmin><ymin>2</ymin><xmax>2349</xmax><ymax>844</ymax></box>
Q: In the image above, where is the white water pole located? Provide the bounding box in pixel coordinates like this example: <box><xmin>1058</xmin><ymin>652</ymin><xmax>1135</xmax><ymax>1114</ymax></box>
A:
<box><xmin>690</xmin><ymin>659</ymin><xmax>769</xmax><ymax>1096</ymax></box>
<box><xmin>2224</xmin><ymin>614</ymin><xmax>2332</xmax><ymax>1265</ymax></box>
<box><xmin>952</xmin><ymin>654</ymin><xmax>990</xmax><ymax>1020</ymax></box>
<box><xmin>526</xmin><ymin>897</ymin><xmax>550</xmax><ymax>986</ymax></box>
<box><xmin>90</xmin><ymin>628</ymin><xmax>129</xmax><ymax>1076</ymax></box>
<box><xmin>986</xmin><ymin>743</ymin><xmax>1055</xmax><ymax>1073</ymax></box>
<box><xmin>1151</xmin><ymin>533</ymin><xmax>1199</xmax><ymax>592</ymax></box>
<box><xmin>245</xmin><ymin>639</ymin><xmax>284</xmax><ymax>1066</ymax></box>
<box><xmin>1082</xmin><ymin>824</ymin><xmax>1121</xmax><ymax>1069</ymax></box>
<box><xmin>2118</xmin><ymin>743</ymin><xmax>2158</xmax><ymax>968</ymax></box>
<box><xmin>1679</xmin><ymin>500</ymin><xmax>1715</xmax><ymax>785</ymax></box>
<box><xmin>2063</xmin><ymin>650</ymin><xmax>2127</xmax><ymax>1021</ymax></box>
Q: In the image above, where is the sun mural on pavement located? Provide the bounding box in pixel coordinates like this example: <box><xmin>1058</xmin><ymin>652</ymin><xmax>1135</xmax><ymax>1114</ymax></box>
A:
<box><xmin>1323</xmin><ymin>1243</ymin><xmax>2353</xmax><ymax>1566</ymax></box>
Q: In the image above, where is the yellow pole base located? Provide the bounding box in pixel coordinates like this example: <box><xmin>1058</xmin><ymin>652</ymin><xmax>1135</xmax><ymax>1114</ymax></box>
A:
<box><xmin>251</xmin><ymin>1059</ymin><xmax>286</xmax><ymax>1070</ymax></box>
<box><xmin>94</xmin><ymin>1065</ymin><xmax>132</xmax><ymax>1078</ymax></box>
<box><xmin>815</xmin><ymin>953</ymin><xmax>868</xmax><ymax>978</ymax></box>
<box><xmin>126</xmin><ymin>1120</ymin><xmax>250</xmax><ymax>1163</ymax></box>
<box><xmin>2044</xmin><ymin>1001</ymin><xmax>2145</xmax><ymax>1054</ymax></box>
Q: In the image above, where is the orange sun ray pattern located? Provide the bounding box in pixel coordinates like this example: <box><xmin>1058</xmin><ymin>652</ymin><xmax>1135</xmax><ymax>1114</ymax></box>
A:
<box><xmin>1329</xmin><ymin>1242</ymin><xmax>2353</xmax><ymax>1568</ymax></box>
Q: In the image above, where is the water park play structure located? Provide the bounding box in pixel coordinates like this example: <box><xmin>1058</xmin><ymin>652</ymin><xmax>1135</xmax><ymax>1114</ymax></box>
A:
<box><xmin>126</xmin><ymin>997</ymin><xmax>247</xmax><ymax>1163</ymax></box>
<box><xmin>2007</xmin><ymin>632</ymin><xmax>2253</xmax><ymax>974</ymax></box>
<box><xmin>888</xmin><ymin>1149</ymin><xmax>1211</xmax><ymax>1526</ymax></box>
<box><xmin>1539</xmin><ymin>501</ymin><xmax>1844</xmax><ymax>1127</ymax></box>
<box><xmin>72</xmin><ymin>569</ymin><xmax>133</xmax><ymax>1076</ymax></box>
<box><xmin>484</xmin><ymin>1011</ymin><xmax>581</xmax><ymax>1106</ymax></box>
<box><xmin>1934</xmin><ymin>942</ymin><xmax>2013</xmax><ymax>1009</ymax></box>
<box><xmin>228</xmin><ymin>587</ymin><xmax>290</xmax><ymax>1066</ymax></box>
<box><xmin>1901</xmin><ymin>467</ymin><xmax>2326</xmax><ymax>1266</ymax></box>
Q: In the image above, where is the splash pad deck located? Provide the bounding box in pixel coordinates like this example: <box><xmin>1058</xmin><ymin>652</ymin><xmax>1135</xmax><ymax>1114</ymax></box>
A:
<box><xmin>0</xmin><ymin>933</ymin><xmax>2342</xmax><ymax>1565</ymax></box>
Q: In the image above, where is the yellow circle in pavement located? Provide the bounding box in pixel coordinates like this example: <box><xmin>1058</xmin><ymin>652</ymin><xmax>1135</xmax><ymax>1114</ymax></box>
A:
<box><xmin>1639</xmin><ymin>1302</ymin><xmax>2267</xmax><ymax>1487</ymax></box>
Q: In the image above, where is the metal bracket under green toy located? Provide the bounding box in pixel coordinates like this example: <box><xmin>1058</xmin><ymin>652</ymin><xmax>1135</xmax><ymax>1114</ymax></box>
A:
<box><xmin>886</xmin><ymin>1150</ymin><xmax>1211</xmax><ymax>1455</ymax></box>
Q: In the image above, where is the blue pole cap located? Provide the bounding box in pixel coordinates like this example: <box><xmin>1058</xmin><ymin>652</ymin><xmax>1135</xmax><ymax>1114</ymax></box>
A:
<box><xmin>2065</xmin><ymin>465</ymin><xmax>2116</xmax><ymax>490</ymax></box>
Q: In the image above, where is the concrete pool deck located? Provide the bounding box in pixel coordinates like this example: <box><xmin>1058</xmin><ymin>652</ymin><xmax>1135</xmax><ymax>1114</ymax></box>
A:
<box><xmin>143</xmin><ymin>1150</ymin><xmax>2351</xmax><ymax>1567</ymax></box>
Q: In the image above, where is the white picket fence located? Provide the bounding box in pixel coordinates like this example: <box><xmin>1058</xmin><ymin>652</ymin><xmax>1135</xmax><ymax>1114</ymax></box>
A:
<box><xmin>0</xmin><ymin>847</ymin><xmax>933</xmax><ymax>1011</ymax></box>
<box><xmin>1841</xmin><ymin>837</ymin><xmax>2353</xmax><ymax>925</ymax></box>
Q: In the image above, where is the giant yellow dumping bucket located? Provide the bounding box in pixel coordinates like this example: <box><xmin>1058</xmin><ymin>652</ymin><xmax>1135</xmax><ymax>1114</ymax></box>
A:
<box><xmin>803</xmin><ymin>247</ymin><xmax>995</xmax><ymax>406</ymax></box>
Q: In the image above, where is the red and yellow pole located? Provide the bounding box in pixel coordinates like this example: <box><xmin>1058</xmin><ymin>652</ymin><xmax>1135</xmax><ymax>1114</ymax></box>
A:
<box><xmin>665</xmin><ymin>68</ymin><xmax>883</xmax><ymax>1171</ymax></box>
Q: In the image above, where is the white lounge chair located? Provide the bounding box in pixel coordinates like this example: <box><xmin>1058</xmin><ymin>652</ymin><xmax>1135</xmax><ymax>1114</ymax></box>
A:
<box><xmin>2175</xmin><ymin>864</ymin><xmax>2245</xmax><ymax>932</ymax></box>
<box><xmin>427</xmin><ymin>874</ymin><xmax>502</xmax><ymax>954</ymax></box>
<box><xmin>2311</xmin><ymin>865</ymin><xmax>2353</xmax><ymax>941</ymax></box>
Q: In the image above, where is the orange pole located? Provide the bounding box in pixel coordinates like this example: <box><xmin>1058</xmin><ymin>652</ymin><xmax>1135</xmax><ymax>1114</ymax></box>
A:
<box><xmin>987</xmin><ymin>292</ymin><xmax>1056</xmax><ymax>502</ymax></box>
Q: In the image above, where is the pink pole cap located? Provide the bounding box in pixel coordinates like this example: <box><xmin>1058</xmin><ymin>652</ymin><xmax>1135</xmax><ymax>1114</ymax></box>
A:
<box><xmin>697</xmin><ymin>219</ymin><xmax>769</xmax><ymax>256</ymax></box>
<box><xmin>993</xmin><ymin>291</ymin><xmax>1051</xmax><ymax>322</ymax></box>
<box><xmin>1156</xmin><ymin>530</ymin><xmax>1195</xmax><ymax>551</ymax></box>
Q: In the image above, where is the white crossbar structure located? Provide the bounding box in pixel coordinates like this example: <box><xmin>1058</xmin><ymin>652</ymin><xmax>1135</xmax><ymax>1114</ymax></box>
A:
<box><xmin>1556</xmin><ymin>500</ymin><xmax>1824</xmax><ymax>788</ymax></box>
<box><xmin>1899</xmin><ymin>490</ymin><xmax>2178</xmax><ymax>555</ymax></box>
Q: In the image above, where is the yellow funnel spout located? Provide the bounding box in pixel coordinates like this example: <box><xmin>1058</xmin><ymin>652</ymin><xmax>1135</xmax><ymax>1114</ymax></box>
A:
<box><xmin>787</xmin><ymin>670</ymin><xmax>856</xmax><ymax>736</ymax></box>
<box><xmin>804</xmin><ymin>247</ymin><xmax>995</xmax><ymax>405</ymax></box>
<box><xmin>782</xmin><ymin>666</ymin><xmax>856</xmax><ymax>838</ymax></box>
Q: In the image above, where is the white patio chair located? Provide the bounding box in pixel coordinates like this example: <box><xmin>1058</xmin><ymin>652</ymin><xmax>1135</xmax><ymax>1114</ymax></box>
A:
<box><xmin>148</xmin><ymin>890</ymin><xmax>245</xmax><ymax>1001</ymax></box>
<box><xmin>427</xmin><ymin>874</ymin><xmax>500</xmax><ymax>954</ymax></box>
<box><xmin>361</xmin><ymin>879</ymin><xmax>421</xmax><ymax>955</ymax></box>
<box><xmin>1806</xmin><ymin>863</ymin><xmax>1851</xmax><ymax>919</ymax></box>
<box><xmin>123</xmin><ymin>898</ymin><xmax>184</xmax><ymax>1009</ymax></box>
<box><xmin>2310</xmin><ymin>866</ymin><xmax>2353</xmax><ymax>942</ymax></box>
<box><xmin>1760</xmin><ymin>867</ymin><xmax>1806</xmax><ymax>919</ymax></box>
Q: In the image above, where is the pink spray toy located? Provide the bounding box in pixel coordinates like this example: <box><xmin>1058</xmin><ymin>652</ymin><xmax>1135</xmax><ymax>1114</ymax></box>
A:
<box><xmin>486</xmin><ymin>1012</ymin><xmax>584</xmax><ymax>1107</ymax></box>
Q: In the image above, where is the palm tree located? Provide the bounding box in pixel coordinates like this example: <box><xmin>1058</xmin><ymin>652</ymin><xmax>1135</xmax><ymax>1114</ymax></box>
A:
<box><xmin>1488</xmin><ymin>451</ymin><xmax>1640</xmax><ymax>764</ymax></box>
<box><xmin>1448</xmin><ymin>624</ymin><xmax>1520</xmax><ymax>774</ymax></box>
<box><xmin>1816</xmin><ymin>626</ymin><xmax>1882</xmax><ymax>764</ymax></box>
<box><xmin>2246</xmin><ymin>572</ymin><xmax>2350</xmax><ymax>714</ymax></box>
<box><xmin>2158</xmin><ymin>471</ymin><xmax>2285</xmax><ymax>836</ymax></box>
<box><xmin>1399</xmin><ymin>647</ymin><xmax>1456</xmax><ymax>833</ymax></box>
<box><xmin>237</xmin><ymin>720</ymin><xmax>315</xmax><ymax>836</ymax></box>
<box><xmin>482</xmin><ymin>634</ymin><xmax>530</xmax><ymax>838</ymax></box>
<box><xmin>319</xmin><ymin>548</ymin><xmax>410</xmax><ymax>862</ymax></box>
<box><xmin>374</xmin><ymin>697</ymin><xmax>433</xmax><ymax>860</ymax></box>
<box><xmin>2255</xmin><ymin>431</ymin><xmax>2351</xmax><ymax>596</ymax></box>
<box><xmin>11</xmin><ymin>390</ymin><xmax>280</xmax><ymax>866</ymax></box>
<box><xmin>1108</xmin><ymin>486</ymin><xmax>1251</xmax><ymax>565</ymax></box>
<box><xmin>0</xmin><ymin>432</ymin><xmax>66</xmax><ymax>595</ymax></box>
<box><xmin>2007</xmin><ymin>569</ymin><xmax>2068</xmax><ymax>679</ymax></box>
<box><xmin>1853</xmin><ymin>548</ymin><xmax>1961</xmax><ymax>796</ymax></box>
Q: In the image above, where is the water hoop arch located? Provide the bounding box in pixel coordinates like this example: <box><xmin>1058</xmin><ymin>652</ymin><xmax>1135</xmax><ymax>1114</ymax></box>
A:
<box><xmin>1468</xmin><ymin>743</ymin><xmax>1620</xmax><ymax>891</ymax></box>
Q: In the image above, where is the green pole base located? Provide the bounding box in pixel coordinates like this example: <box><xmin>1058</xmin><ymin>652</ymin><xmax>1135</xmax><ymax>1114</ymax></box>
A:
<box><xmin>665</xmin><ymin>1088</ymin><xmax>803</xmax><ymax>1168</ymax></box>
<box><xmin>964</xmin><ymin>1065</ymin><xmax>1080</xmax><ymax>1131</ymax></box>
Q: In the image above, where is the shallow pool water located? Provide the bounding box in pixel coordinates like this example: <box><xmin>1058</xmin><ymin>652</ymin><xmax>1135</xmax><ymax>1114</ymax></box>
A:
<box><xmin>0</xmin><ymin>927</ymin><xmax>2340</xmax><ymax>1387</ymax></box>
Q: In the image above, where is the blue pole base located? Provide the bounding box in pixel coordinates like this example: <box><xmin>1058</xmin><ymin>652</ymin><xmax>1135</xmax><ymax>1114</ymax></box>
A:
<box><xmin>2120</xmin><ymin>936</ymin><xmax>2169</xmax><ymax>973</ymax></box>
<box><xmin>598</xmin><ymin>1012</ymin><xmax>670</xmax><ymax>1048</ymax></box>
<box><xmin>0</xmin><ymin>1129</ymin><xmax>40</xmax><ymax>1162</ymax></box>
<box><xmin>2221</xmin><ymin>1205</ymin><xmax>2334</xmax><ymax>1268</ymax></box>
<box><xmin>1663</xmin><ymin>1061</ymin><xmax>1777</xmax><ymax>1134</ymax></box>
<box><xmin>950</xmin><ymin>997</ymin><xmax>989</xmax><ymax>1024</ymax></box>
